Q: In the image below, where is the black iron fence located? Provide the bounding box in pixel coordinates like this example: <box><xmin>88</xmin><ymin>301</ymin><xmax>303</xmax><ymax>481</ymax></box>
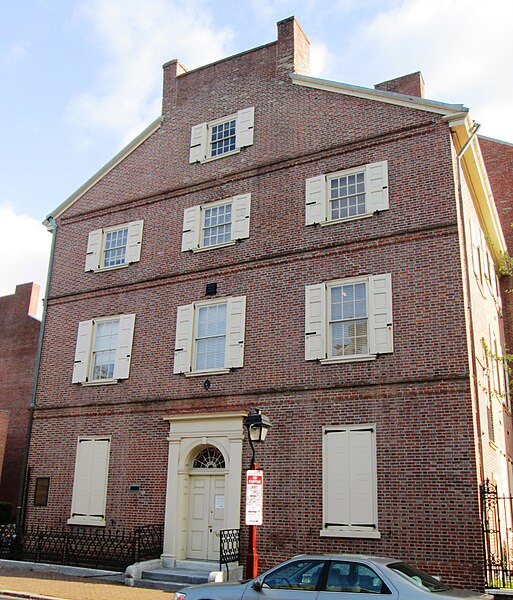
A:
<box><xmin>0</xmin><ymin>523</ymin><xmax>163</xmax><ymax>571</ymax></box>
<box><xmin>481</xmin><ymin>480</ymin><xmax>513</xmax><ymax>588</ymax></box>
<box><xmin>219</xmin><ymin>528</ymin><xmax>240</xmax><ymax>577</ymax></box>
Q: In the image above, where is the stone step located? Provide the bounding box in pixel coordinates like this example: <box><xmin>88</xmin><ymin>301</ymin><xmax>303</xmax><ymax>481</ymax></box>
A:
<box><xmin>142</xmin><ymin>568</ymin><xmax>211</xmax><ymax>584</ymax></box>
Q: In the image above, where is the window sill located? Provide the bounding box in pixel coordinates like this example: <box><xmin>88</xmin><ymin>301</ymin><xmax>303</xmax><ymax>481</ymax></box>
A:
<box><xmin>196</xmin><ymin>148</ymin><xmax>241</xmax><ymax>164</ymax></box>
<box><xmin>318</xmin><ymin>211</ymin><xmax>374</xmax><ymax>227</ymax></box>
<box><xmin>68</xmin><ymin>517</ymin><xmax>106</xmax><ymax>527</ymax></box>
<box><xmin>90</xmin><ymin>263</ymin><xmax>130</xmax><ymax>273</ymax></box>
<box><xmin>320</xmin><ymin>528</ymin><xmax>381</xmax><ymax>539</ymax></box>
<box><xmin>320</xmin><ymin>355</ymin><xmax>377</xmax><ymax>365</ymax></box>
<box><xmin>185</xmin><ymin>368</ymin><xmax>231</xmax><ymax>378</ymax></box>
<box><xmin>189</xmin><ymin>240</ymin><xmax>236</xmax><ymax>253</ymax></box>
<box><xmin>81</xmin><ymin>379</ymin><xmax>119</xmax><ymax>387</ymax></box>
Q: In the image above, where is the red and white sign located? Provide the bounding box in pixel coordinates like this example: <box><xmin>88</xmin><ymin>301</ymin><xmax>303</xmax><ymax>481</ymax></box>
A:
<box><xmin>245</xmin><ymin>469</ymin><xmax>264</xmax><ymax>526</ymax></box>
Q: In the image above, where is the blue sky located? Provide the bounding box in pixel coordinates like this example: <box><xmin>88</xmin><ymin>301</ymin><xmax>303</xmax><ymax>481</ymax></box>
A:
<box><xmin>1</xmin><ymin>0</ymin><xmax>512</xmax><ymax>310</ymax></box>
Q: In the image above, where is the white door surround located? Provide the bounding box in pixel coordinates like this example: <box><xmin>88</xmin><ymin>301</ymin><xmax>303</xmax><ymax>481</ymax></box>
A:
<box><xmin>161</xmin><ymin>412</ymin><xmax>245</xmax><ymax>567</ymax></box>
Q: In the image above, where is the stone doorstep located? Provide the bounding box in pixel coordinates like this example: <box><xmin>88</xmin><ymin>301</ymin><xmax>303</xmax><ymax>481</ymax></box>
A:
<box><xmin>130</xmin><ymin>559</ymin><xmax>243</xmax><ymax>593</ymax></box>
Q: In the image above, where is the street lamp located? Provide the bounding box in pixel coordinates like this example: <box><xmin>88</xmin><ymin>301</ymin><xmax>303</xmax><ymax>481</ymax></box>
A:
<box><xmin>244</xmin><ymin>409</ymin><xmax>271</xmax><ymax>579</ymax></box>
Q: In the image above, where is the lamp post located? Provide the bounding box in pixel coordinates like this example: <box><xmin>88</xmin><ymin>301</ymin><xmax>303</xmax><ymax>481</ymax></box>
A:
<box><xmin>244</xmin><ymin>410</ymin><xmax>271</xmax><ymax>579</ymax></box>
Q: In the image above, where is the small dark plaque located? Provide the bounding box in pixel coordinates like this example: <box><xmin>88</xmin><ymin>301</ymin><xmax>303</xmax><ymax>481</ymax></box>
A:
<box><xmin>34</xmin><ymin>477</ymin><xmax>50</xmax><ymax>507</ymax></box>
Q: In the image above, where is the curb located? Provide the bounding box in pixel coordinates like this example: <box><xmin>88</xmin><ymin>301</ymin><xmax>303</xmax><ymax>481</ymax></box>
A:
<box><xmin>0</xmin><ymin>590</ymin><xmax>68</xmax><ymax>600</ymax></box>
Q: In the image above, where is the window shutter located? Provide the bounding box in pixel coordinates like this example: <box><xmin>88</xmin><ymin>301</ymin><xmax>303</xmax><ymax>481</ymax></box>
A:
<box><xmin>85</xmin><ymin>229</ymin><xmax>102</xmax><ymax>271</ymax></box>
<box><xmin>181</xmin><ymin>206</ymin><xmax>201</xmax><ymax>251</ymax></box>
<box><xmin>127</xmin><ymin>220</ymin><xmax>144</xmax><ymax>263</ymax></box>
<box><xmin>305</xmin><ymin>284</ymin><xmax>326</xmax><ymax>360</ymax></box>
<box><xmin>113</xmin><ymin>314</ymin><xmax>136</xmax><ymax>380</ymax></box>
<box><xmin>305</xmin><ymin>176</ymin><xmax>326</xmax><ymax>225</ymax></box>
<box><xmin>236</xmin><ymin>107</ymin><xmax>254</xmax><ymax>148</ymax></box>
<box><xmin>231</xmin><ymin>194</ymin><xmax>251</xmax><ymax>241</ymax></box>
<box><xmin>189</xmin><ymin>123</ymin><xmax>207</xmax><ymax>163</ymax></box>
<box><xmin>324</xmin><ymin>430</ymin><xmax>350</xmax><ymax>526</ymax></box>
<box><xmin>88</xmin><ymin>439</ymin><xmax>110</xmax><ymax>518</ymax></box>
<box><xmin>366</xmin><ymin>160</ymin><xmax>389</xmax><ymax>213</ymax></box>
<box><xmin>174</xmin><ymin>304</ymin><xmax>194</xmax><ymax>373</ymax></box>
<box><xmin>368</xmin><ymin>274</ymin><xmax>393</xmax><ymax>354</ymax></box>
<box><xmin>225</xmin><ymin>296</ymin><xmax>246</xmax><ymax>368</ymax></box>
<box><xmin>72</xmin><ymin>320</ymin><xmax>93</xmax><ymax>383</ymax></box>
<box><xmin>348</xmin><ymin>429</ymin><xmax>375</xmax><ymax>526</ymax></box>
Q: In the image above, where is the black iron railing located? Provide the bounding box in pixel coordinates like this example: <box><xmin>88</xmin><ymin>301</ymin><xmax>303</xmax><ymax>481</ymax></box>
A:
<box><xmin>219</xmin><ymin>528</ymin><xmax>240</xmax><ymax>577</ymax></box>
<box><xmin>0</xmin><ymin>523</ymin><xmax>163</xmax><ymax>572</ymax></box>
<box><xmin>480</xmin><ymin>480</ymin><xmax>513</xmax><ymax>588</ymax></box>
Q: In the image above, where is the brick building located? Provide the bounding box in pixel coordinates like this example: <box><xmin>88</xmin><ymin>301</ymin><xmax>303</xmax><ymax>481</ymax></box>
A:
<box><xmin>25</xmin><ymin>17</ymin><xmax>513</xmax><ymax>589</ymax></box>
<box><xmin>0</xmin><ymin>283</ymin><xmax>41</xmax><ymax>520</ymax></box>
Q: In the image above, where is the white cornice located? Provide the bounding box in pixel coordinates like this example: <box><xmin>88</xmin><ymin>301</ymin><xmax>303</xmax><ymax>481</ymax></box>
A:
<box><xmin>290</xmin><ymin>73</ymin><xmax>467</xmax><ymax>116</ymax></box>
<box><xmin>44</xmin><ymin>116</ymin><xmax>164</xmax><ymax>228</ymax></box>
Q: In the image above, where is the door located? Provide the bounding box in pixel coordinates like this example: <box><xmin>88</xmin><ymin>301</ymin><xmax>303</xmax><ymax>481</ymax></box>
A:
<box><xmin>187</xmin><ymin>474</ymin><xmax>225</xmax><ymax>560</ymax></box>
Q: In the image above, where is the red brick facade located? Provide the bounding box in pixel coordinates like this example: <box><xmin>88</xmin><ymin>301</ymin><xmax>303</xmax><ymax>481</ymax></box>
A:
<box><xmin>26</xmin><ymin>17</ymin><xmax>513</xmax><ymax>590</ymax></box>
<box><xmin>0</xmin><ymin>283</ymin><xmax>40</xmax><ymax>520</ymax></box>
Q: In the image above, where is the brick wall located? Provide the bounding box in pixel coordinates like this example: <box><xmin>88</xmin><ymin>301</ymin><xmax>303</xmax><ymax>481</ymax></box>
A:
<box><xmin>0</xmin><ymin>283</ymin><xmax>40</xmax><ymax>520</ymax></box>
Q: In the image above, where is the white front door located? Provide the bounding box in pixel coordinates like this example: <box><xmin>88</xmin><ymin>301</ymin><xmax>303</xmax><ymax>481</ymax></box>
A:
<box><xmin>187</xmin><ymin>474</ymin><xmax>225</xmax><ymax>560</ymax></box>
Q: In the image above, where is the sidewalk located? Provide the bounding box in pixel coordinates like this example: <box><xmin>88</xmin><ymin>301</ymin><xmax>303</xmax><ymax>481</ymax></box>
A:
<box><xmin>0</xmin><ymin>562</ymin><xmax>172</xmax><ymax>600</ymax></box>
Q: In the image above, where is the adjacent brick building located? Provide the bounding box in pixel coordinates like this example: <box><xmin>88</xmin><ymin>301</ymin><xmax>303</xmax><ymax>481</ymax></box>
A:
<box><xmin>0</xmin><ymin>283</ymin><xmax>40</xmax><ymax>520</ymax></box>
<box><xmin>25</xmin><ymin>17</ymin><xmax>513</xmax><ymax>589</ymax></box>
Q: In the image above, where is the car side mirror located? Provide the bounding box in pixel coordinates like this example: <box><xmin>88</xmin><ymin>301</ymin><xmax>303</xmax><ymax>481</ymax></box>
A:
<box><xmin>252</xmin><ymin>578</ymin><xmax>264</xmax><ymax>592</ymax></box>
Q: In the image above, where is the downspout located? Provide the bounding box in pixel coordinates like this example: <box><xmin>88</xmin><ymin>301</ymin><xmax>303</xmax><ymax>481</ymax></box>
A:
<box><xmin>16</xmin><ymin>216</ymin><xmax>58</xmax><ymax>531</ymax></box>
<box><xmin>455</xmin><ymin>122</ymin><xmax>485</xmax><ymax>484</ymax></box>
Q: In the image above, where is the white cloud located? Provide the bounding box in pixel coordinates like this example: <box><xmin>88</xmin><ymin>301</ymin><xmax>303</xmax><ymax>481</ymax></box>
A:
<box><xmin>67</xmin><ymin>0</ymin><xmax>235</xmax><ymax>145</ymax></box>
<box><xmin>335</xmin><ymin>0</ymin><xmax>513</xmax><ymax>140</ymax></box>
<box><xmin>0</xmin><ymin>43</ymin><xmax>27</xmax><ymax>68</ymax></box>
<box><xmin>0</xmin><ymin>204</ymin><xmax>51</xmax><ymax>317</ymax></box>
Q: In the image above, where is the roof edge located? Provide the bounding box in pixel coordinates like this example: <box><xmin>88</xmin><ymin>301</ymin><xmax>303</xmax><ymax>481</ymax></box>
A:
<box><xmin>44</xmin><ymin>116</ymin><xmax>164</xmax><ymax>228</ymax></box>
<box><xmin>290</xmin><ymin>73</ymin><xmax>468</xmax><ymax>116</ymax></box>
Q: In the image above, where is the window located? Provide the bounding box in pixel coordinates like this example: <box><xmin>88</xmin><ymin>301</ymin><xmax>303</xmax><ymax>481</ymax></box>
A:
<box><xmin>322</xmin><ymin>425</ymin><xmax>379</xmax><ymax>538</ymax></box>
<box><xmin>305</xmin><ymin>274</ymin><xmax>393</xmax><ymax>363</ymax></box>
<box><xmin>173</xmin><ymin>297</ymin><xmax>246</xmax><ymax>375</ymax></box>
<box><xmin>262</xmin><ymin>559</ymin><xmax>325</xmax><ymax>591</ymax></box>
<box><xmin>85</xmin><ymin>220</ymin><xmax>143</xmax><ymax>272</ymax></box>
<box><xmin>305</xmin><ymin>161</ymin><xmax>388</xmax><ymax>226</ymax></box>
<box><xmin>189</xmin><ymin>107</ymin><xmax>255</xmax><ymax>163</ymax></box>
<box><xmin>68</xmin><ymin>437</ymin><xmax>110</xmax><ymax>526</ymax></box>
<box><xmin>326</xmin><ymin>561</ymin><xmax>389</xmax><ymax>593</ymax></box>
<box><xmin>72</xmin><ymin>314</ymin><xmax>136</xmax><ymax>384</ymax></box>
<box><xmin>182</xmin><ymin>194</ymin><xmax>251</xmax><ymax>252</ymax></box>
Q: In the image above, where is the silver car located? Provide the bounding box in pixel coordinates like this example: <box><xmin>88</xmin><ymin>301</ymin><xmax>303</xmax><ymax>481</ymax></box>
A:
<box><xmin>172</xmin><ymin>554</ymin><xmax>493</xmax><ymax>599</ymax></box>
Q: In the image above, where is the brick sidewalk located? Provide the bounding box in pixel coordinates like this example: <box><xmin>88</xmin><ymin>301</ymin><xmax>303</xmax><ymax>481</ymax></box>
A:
<box><xmin>0</xmin><ymin>566</ymin><xmax>172</xmax><ymax>600</ymax></box>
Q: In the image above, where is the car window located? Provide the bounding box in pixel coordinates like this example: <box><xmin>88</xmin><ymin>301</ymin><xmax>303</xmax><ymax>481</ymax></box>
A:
<box><xmin>263</xmin><ymin>559</ymin><xmax>325</xmax><ymax>591</ymax></box>
<box><xmin>326</xmin><ymin>561</ymin><xmax>391</xmax><ymax>594</ymax></box>
<box><xmin>387</xmin><ymin>562</ymin><xmax>449</xmax><ymax>592</ymax></box>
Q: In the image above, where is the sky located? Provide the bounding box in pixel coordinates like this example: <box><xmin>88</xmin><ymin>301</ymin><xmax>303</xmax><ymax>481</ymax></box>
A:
<box><xmin>1</xmin><ymin>0</ymin><xmax>512</xmax><ymax>314</ymax></box>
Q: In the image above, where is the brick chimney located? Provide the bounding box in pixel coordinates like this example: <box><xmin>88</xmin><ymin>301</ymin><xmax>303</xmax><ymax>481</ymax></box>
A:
<box><xmin>162</xmin><ymin>58</ymin><xmax>188</xmax><ymax>115</ymax></box>
<box><xmin>375</xmin><ymin>71</ymin><xmax>425</xmax><ymax>98</ymax></box>
<box><xmin>276</xmin><ymin>16</ymin><xmax>310</xmax><ymax>77</ymax></box>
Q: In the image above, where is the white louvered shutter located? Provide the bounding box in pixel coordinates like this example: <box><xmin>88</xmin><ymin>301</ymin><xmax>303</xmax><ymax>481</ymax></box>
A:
<box><xmin>305</xmin><ymin>284</ymin><xmax>326</xmax><ymax>360</ymax></box>
<box><xmin>225</xmin><ymin>296</ymin><xmax>246</xmax><ymax>368</ymax></box>
<box><xmin>368</xmin><ymin>274</ymin><xmax>393</xmax><ymax>354</ymax></box>
<box><xmin>366</xmin><ymin>161</ymin><xmax>389</xmax><ymax>213</ymax></box>
<box><xmin>348</xmin><ymin>429</ymin><xmax>375</xmax><ymax>527</ymax></box>
<box><xmin>324</xmin><ymin>430</ymin><xmax>350</xmax><ymax>526</ymax></box>
<box><xmin>235</xmin><ymin>107</ymin><xmax>254</xmax><ymax>148</ymax></box>
<box><xmin>72</xmin><ymin>320</ymin><xmax>93</xmax><ymax>383</ymax></box>
<box><xmin>174</xmin><ymin>304</ymin><xmax>194</xmax><ymax>373</ymax></box>
<box><xmin>126</xmin><ymin>220</ymin><xmax>144</xmax><ymax>263</ymax></box>
<box><xmin>85</xmin><ymin>229</ymin><xmax>102</xmax><ymax>271</ymax></box>
<box><xmin>189</xmin><ymin>123</ymin><xmax>207</xmax><ymax>163</ymax></box>
<box><xmin>182</xmin><ymin>206</ymin><xmax>201</xmax><ymax>251</ymax></box>
<box><xmin>305</xmin><ymin>176</ymin><xmax>326</xmax><ymax>225</ymax></box>
<box><xmin>71</xmin><ymin>439</ymin><xmax>94</xmax><ymax>516</ymax></box>
<box><xmin>231</xmin><ymin>194</ymin><xmax>251</xmax><ymax>241</ymax></box>
<box><xmin>113</xmin><ymin>314</ymin><xmax>136</xmax><ymax>380</ymax></box>
<box><xmin>88</xmin><ymin>439</ymin><xmax>110</xmax><ymax>518</ymax></box>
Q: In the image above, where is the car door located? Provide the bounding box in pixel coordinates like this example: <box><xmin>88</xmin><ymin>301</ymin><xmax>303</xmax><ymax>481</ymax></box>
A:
<box><xmin>316</xmin><ymin>560</ymin><xmax>399</xmax><ymax>599</ymax></box>
<box><xmin>242</xmin><ymin>558</ymin><xmax>325</xmax><ymax>599</ymax></box>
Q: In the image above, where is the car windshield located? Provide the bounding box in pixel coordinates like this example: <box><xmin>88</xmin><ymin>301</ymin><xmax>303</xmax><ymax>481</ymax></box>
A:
<box><xmin>387</xmin><ymin>562</ymin><xmax>450</xmax><ymax>592</ymax></box>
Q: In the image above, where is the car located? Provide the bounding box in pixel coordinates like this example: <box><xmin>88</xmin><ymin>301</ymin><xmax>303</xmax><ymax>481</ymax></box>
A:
<box><xmin>172</xmin><ymin>554</ymin><xmax>493</xmax><ymax>599</ymax></box>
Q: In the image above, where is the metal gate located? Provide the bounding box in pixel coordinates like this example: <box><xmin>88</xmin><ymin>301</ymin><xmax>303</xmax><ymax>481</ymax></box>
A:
<box><xmin>481</xmin><ymin>479</ymin><xmax>513</xmax><ymax>588</ymax></box>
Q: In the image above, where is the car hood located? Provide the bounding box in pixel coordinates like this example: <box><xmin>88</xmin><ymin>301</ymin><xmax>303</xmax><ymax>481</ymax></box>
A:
<box><xmin>437</xmin><ymin>590</ymin><xmax>494</xmax><ymax>600</ymax></box>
